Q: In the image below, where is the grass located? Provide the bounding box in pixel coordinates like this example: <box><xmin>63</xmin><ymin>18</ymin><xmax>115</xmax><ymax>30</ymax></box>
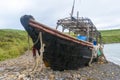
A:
<box><xmin>0</xmin><ymin>29</ymin><xmax>120</xmax><ymax>61</ymax></box>
<box><xmin>0</xmin><ymin>29</ymin><xmax>29</xmax><ymax>61</ymax></box>
<box><xmin>100</xmin><ymin>29</ymin><xmax>120</xmax><ymax>44</ymax></box>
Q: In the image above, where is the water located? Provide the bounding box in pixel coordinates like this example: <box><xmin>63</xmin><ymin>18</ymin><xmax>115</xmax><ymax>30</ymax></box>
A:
<box><xmin>104</xmin><ymin>43</ymin><xmax>120</xmax><ymax>65</ymax></box>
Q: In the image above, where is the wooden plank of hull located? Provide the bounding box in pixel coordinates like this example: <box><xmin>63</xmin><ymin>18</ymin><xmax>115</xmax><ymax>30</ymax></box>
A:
<box><xmin>20</xmin><ymin>15</ymin><xmax>93</xmax><ymax>70</ymax></box>
<box><xmin>42</xmin><ymin>33</ymin><xmax>92</xmax><ymax>70</ymax></box>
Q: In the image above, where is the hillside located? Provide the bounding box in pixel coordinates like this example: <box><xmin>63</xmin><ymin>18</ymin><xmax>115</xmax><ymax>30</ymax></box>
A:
<box><xmin>100</xmin><ymin>29</ymin><xmax>120</xmax><ymax>44</ymax></box>
<box><xmin>0</xmin><ymin>29</ymin><xmax>120</xmax><ymax>61</ymax></box>
<box><xmin>0</xmin><ymin>29</ymin><xmax>29</xmax><ymax>61</ymax></box>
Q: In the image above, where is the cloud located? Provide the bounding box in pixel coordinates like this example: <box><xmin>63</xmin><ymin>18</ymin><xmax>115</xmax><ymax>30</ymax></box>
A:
<box><xmin>0</xmin><ymin>19</ymin><xmax>5</xmax><ymax>28</ymax></box>
<box><xmin>0</xmin><ymin>0</ymin><xmax>29</xmax><ymax>13</ymax></box>
<box><xmin>0</xmin><ymin>0</ymin><xmax>120</xmax><ymax>30</ymax></box>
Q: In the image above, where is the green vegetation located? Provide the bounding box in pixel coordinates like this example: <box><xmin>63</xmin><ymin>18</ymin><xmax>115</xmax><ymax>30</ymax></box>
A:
<box><xmin>0</xmin><ymin>29</ymin><xmax>29</xmax><ymax>61</ymax></box>
<box><xmin>0</xmin><ymin>29</ymin><xmax>120</xmax><ymax>61</ymax></box>
<box><xmin>100</xmin><ymin>29</ymin><xmax>120</xmax><ymax>44</ymax></box>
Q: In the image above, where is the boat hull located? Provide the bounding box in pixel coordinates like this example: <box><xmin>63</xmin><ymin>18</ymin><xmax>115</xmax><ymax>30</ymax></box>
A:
<box><xmin>20</xmin><ymin>15</ymin><xmax>93</xmax><ymax>71</ymax></box>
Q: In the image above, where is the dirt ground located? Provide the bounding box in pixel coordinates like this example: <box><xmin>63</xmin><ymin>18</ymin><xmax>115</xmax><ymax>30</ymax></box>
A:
<box><xmin>0</xmin><ymin>51</ymin><xmax>120</xmax><ymax>80</ymax></box>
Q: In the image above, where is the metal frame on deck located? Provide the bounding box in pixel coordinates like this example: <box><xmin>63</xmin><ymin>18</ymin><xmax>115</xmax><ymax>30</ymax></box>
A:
<box><xmin>56</xmin><ymin>17</ymin><xmax>102</xmax><ymax>44</ymax></box>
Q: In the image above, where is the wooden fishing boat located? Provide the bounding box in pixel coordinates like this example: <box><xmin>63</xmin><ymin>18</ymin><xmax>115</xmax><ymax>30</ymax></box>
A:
<box><xmin>20</xmin><ymin>15</ymin><xmax>101</xmax><ymax>71</ymax></box>
<box><xmin>20</xmin><ymin>0</ymin><xmax>107</xmax><ymax>71</ymax></box>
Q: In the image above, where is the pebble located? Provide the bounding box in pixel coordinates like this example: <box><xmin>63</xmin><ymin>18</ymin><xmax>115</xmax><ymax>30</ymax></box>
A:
<box><xmin>0</xmin><ymin>67</ymin><xmax>5</xmax><ymax>72</ymax></box>
<box><xmin>0</xmin><ymin>52</ymin><xmax>120</xmax><ymax>80</ymax></box>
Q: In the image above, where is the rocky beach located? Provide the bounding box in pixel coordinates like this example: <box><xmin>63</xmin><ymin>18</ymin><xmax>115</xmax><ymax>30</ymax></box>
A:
<box><xmin>0</xmin><ymin>51</ymin><xmax>120</xmax><ymax>80</ymax></box>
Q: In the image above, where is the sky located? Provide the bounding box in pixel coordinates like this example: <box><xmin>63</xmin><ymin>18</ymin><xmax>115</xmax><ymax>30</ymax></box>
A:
<box><xmin>0</xmin><ymin>0</ymin><xmax>120</xmax><ymax>30</ymax></box>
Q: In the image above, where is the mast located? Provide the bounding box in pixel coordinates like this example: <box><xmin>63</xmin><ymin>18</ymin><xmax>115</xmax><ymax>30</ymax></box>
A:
<box><xmin>71</xmin><ymin>0</ymin><xmax>75</xmax><ymax>18</ymax></box>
